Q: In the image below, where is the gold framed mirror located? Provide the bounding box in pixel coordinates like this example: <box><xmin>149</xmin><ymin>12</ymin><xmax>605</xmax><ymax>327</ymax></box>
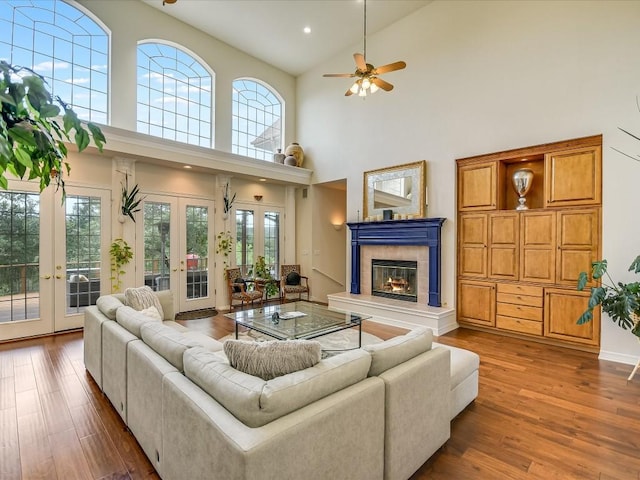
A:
<box><xmin>363</xmin><ymin>160</ymin><xmax>427</xmax><ymax>219</ymax></box>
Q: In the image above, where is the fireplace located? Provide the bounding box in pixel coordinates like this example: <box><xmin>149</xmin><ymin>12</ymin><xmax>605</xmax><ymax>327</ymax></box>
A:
<box><xmin>372</xmin><ymin>259</ymin><xmax>418</xmax><ymax>302</ymax></box>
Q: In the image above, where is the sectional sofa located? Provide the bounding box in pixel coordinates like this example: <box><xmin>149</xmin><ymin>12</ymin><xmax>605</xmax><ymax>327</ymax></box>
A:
<box><xmin>83</xmin><ymin>293</ymin><xmax>479</xmax><ymax>480</ymax></box>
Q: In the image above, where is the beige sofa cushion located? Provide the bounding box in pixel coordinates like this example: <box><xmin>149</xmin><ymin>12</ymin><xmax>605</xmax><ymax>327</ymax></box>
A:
<box><xmin>116</xmin><ymin>306</ymin><xmax>159</xmax><ymax>338</ymax></box>
<box><xmin>96</xmin><ymin>295</ymin><xmax>125</xmax><ymax>320</ymax></box>
<box><xmin>364</xmin><ymin>327</ymin><xmax>433</xmax><ymax>376</ymax></box>
<box><xmin>223</xmin><ymin>339</ymin><xmax>322</xmax><ymax>380</ymax></box>
<box><xmin>183</xmin><ymin>347</ymin><xmax>372</xmax><ymax>428</ymax></box>
<box><xmin>140</xmin><ymin>322</ymin><xmax>222</xmax><ymax>371</ymax></box>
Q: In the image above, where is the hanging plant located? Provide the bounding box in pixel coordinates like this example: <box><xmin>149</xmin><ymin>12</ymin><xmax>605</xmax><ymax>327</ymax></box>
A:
<box><xmin>216</xmin><ymin>231</ymin><xmax>233</xmax><ymax>275</ymax></box>
<box><xmin>121</xmin><ymin>175</ymin><xmax>144</xmax><ymax>222</ymax></box>
<box><xmin>110</xmin><ymin>238</ymin><xmax>133</xmax><ymax>292</ymax></box>
<box><xmin>223</xmin><ymin>181</ymin><xmax>236</xmax><ymax>215</ymax></box>
<box><xmin>0</xmin><ymin>61</ymin><xmax>106</xmax><ymax>199</ymax></box>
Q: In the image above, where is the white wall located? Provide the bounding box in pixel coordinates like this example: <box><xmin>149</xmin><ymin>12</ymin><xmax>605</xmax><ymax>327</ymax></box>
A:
<box><xmin>297</xmin><ymin>0</ymin><xmax>640</xmax><ymax>361</ymax></box>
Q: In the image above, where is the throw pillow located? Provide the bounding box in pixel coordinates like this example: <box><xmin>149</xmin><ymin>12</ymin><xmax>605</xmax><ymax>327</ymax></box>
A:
<box><xmin>285</xmin><ymin>271</ymin><xmax>301</xmax><ymax>286</ymax></box>
<box><xmin>223</xmin><ymin>339</ymin><xmax>321</xmax><ymax>380</ymax></box>
<box><xmin>125</xmin><ymin>286</ymin><xmax>165</xmax><ymax>319</ymax></box>
<box><xmin>233</xmin><ymin>278</ymin><xmax>246</xmax><ymax>292</ymax></box>
<box><xmin>139</xmin><ymin>305</ymin><xmax>162</xmax><ymax>321</ymax></box>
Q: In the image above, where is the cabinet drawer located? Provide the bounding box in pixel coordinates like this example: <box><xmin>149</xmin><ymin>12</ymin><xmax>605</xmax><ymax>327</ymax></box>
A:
<box><xmin>497</xmin><ymin>315</ymin><xmax>543</xmax><ymax>335</ymax></box>
<box><xmin>496</xmin><ymin>302</ymin><xmax>543</xmax><ymax>321</ymax></box>
<box><xmin>496</xmin><ymin>292</ymin><xmax>543</xmax><ymax>307</ymax></box>
<box><xmin>497</xmin><ymin>283</ymin><xmax>543</xmax><ymax>297</ymax></box>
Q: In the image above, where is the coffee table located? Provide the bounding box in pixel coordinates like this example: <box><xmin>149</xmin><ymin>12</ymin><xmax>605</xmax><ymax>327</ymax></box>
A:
<box><xmin>224</xmin><ymin>301</ymin><xmax>370</xmax><ymax>349</ymax></box>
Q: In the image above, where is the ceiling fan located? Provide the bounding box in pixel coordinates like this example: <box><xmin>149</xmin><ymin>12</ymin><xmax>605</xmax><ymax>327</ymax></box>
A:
<box><xmin>323</xmin><ymin>0</ymin><xmax>406</xmax><ymax>97</ymax></box>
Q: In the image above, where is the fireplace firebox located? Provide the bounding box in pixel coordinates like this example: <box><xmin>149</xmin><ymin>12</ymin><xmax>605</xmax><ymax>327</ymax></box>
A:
<box><xmin>371</xmin><ymin>259</ymin><xmax>418</xmax><ymax>302</ymax></box>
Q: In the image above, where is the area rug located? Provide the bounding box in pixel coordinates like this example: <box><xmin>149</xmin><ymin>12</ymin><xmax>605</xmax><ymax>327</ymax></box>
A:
<box><xmin>219</xmin><ymin>328</ymin><xmax>382</xmax><ymax>355</ymax></box>
<box><xmin>175</xmin><ymin>308</ymin><xmax>218</xmax><ymax>321</ymax></box>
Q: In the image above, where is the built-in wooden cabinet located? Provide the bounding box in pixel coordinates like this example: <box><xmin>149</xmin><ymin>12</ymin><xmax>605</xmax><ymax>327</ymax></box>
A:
<box><xmin>456</xmin><ymin>135</ymin><xmax>602</xmax><ymax>350</ymax></box>
<box><xmin>458</xmin><ymin>280</ymin><xmax>495</xmax><ymax>327</ymax></box>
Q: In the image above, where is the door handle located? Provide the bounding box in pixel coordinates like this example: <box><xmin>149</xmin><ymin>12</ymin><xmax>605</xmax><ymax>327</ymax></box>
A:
<box><xmin>55</xmin><ymin>274</ymin><xmax>63</xmax><ymax>279</ymax></box>
<box><xmin>41</xmin><ymin>274</ymin><xmax>51</xmax><ymax>279</ymax></box>
<box><xmin>172</xmin><ymin>268</ymin><xmax>178</xmax><ymax>272</ymax></box>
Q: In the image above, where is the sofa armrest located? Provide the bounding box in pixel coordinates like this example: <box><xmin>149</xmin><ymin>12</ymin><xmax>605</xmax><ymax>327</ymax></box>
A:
<box><xmin>378</xmin><ymin>347</ymin><xmax>451</xmax><ymax>480</ymax></box>
<box><xmin>161</xmin><ymin>373</ymin><xmax>385</xmax><ymax>480</ymax></box>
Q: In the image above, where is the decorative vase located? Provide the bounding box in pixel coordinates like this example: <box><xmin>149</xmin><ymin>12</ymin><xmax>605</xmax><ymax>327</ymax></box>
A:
<box><xmin>285</xmin><ymin>142</ymin><xmax>304</xmax><ymax>167</ymax></box>
<box><xmin>284</xmin><ymin>155</ymin><xmax>297</xmax><ymax>166</ymax></box>
<box><xmin>512</xmin><ymin>168</ymin><xmax>534</xmax><ymax>210</ymax></box>
<box><xmin>273</xmin><ymin>148</ymin><xmax>285</xmax><ymax>164</ymax></box>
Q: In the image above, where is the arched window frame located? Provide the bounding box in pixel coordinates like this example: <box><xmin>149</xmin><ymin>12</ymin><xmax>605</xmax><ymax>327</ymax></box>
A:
<box><xmin>0</xmin><ymin>0</ymin><xmax>111</xmax><ymax>124</ymax></box>
<box><xmin>232</xmin><ymin>78</ymin><xmax>284</xmax><ymax>161</ymax></box>
<box><xmin>136</xmin><ymin>39</ymin><xmax>215</xmax><ymax>148</ymax></box>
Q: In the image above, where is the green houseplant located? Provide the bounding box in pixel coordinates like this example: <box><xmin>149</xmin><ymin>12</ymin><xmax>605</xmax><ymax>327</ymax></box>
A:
<box><xmin>110</xmin><ymin>238</ymin><xmax>133</xmax><ymax>292</ymax></box>
<box><xmin>577</xmin><ymin>256</ymin><xmax>640</xmax><ymax>337</ymax></box>
<box><xmin>0</xmin><ymin>61</ymin><xmax>106</xmax><ymax>198</ymax></box>
<box><xmin>252</xmin><ymin>255</ymin><xmax>279</xmax><ymax>298</ymax></box>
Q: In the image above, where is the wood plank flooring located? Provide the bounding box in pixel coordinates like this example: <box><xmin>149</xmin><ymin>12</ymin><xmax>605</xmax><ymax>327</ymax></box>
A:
<box><xmin>1</xmin><ymin>312</ymin><xmax>639</xmax><ymax>479</ymax></box>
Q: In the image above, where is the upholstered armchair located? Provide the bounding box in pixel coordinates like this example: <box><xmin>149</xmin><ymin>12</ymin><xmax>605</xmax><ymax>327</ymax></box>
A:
<box><xmin>280</xmin><ymin>264</ymin><xmax>310</xmax><ymax>302</ymax></box>
<box><xmin>225</xmin><ymin>268</ymin><xmax>263</xmax><ymax>310</ymax></box>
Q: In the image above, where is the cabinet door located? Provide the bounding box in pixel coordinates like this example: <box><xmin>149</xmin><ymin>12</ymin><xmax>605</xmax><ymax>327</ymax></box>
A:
<box><xmin>458</xmin><ymin>162</ymin><xmax>497</xmax><ymax>211</ymax></box>
<box><xmin>544</xmin><ymin>146</ymin><xmax>602</xmax><ymax>207</ymax></box>
<box><xmin>458</xmin><ymin>213</ymin><xmax>488</xmax><ymax>278</ymax></box>
<box><xmin>544</xmin><ymin>288</ymin><xmax>600</xmax><ymax>346</ymax></box>
<box><xmin>556</xmin><ymin>208</ymin><xmax>600</xmax><ymax>286</ymax></box>
<box><xmin>458</xmin><ymin>280</ymin><xmax>495</xmax><ymax>326</ymax></box>
<box><xmin>520</xmin><ymin>211</ymin><xmax>556</xmax><ymax>283</ymax></box>
<box><xmin>488</xmin><ymin>212</ymin><xmax>519</xmax><ymax>280</ymax></box>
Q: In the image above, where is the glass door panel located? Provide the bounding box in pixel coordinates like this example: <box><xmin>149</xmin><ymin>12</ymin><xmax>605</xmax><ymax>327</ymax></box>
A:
<box><xmin>235</xmin><ymin>209</ymin><xmax>254</xmax><ymax>277</ymax></box>
<box><xmin>54</xmin><ymin>187</ymin><xmax>110</xmax><ymax>332</ymax></box>
<box><xmin>263</xmin><ymin>210</ymin><xmax>281</xmax><ymax>277</ymax></box>
<box><xmin>180</xmin><ymin>198</ymin><xmax>215</xmax><ymax>312</ymax></box>
<box><xmin>143</xmin><ymin>201</ymin><xmax>172</xmax><ymax>292</ymax></box>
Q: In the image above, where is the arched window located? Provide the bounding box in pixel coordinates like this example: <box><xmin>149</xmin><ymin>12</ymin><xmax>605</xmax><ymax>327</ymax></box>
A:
<box><xmin>137</xmin><ymin>42</ymin><xmax>213</xmax><ymax>148</ymax></box>
<box><xmin>232</xmin><ymin>79</ymin><xmax>283</xmax><ymax>161</ymax></box>
<box><xmin>0</xmin><ymin>0</ymin><xmax>109</xmax><ymax>124</ymax></box>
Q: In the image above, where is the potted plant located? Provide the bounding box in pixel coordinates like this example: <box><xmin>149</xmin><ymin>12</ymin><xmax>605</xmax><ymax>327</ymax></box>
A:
<box><xmin>216</xmin><ymin>230</ymin><xmax>233</xmax><ymax>274</ymax></box>
<box><xmin>222</xmin><ymin>181</ymin><xmax>236</xmax><ymax>219</ymax></box>
<box><xmin>577</xmin><ymin>255</ymin><xmax>640</xmax><ymax>337</ymax></box>
<box><xmin>252</xmin><ymin>255</ymin><xmax>279</xmax><ymax>298</ymax></box>
<box><xmin>110</xmin><ymin>238</ymin><xmax>133</xmax><ymax>292</ymax></box>
<box><xmin>0</xmin><ymin>61</ymin><xmax>105</xmax><ymax>198</ymax></box>
<box><xmin>120</xmin><ymin>175</ymin><xmax>144</xmax><ymax>222</ymax></box>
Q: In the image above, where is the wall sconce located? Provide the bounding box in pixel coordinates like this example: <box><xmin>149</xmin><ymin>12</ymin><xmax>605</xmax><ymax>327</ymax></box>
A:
<box><xmin>332</xmin><ymin>222</ymin><xmax>344</xmax><ymax>231</ymax></box>
<box><xmin>254</xmin><ymin>195</ymin><xmax>263</xmax><ymax>201</ymax></box>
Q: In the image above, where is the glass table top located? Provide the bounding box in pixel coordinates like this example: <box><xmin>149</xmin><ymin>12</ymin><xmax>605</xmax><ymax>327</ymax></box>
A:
<box><xmin>224</xmin><ymin>302</ymin><xmax>371</xmax><ymax>340</ymax></box>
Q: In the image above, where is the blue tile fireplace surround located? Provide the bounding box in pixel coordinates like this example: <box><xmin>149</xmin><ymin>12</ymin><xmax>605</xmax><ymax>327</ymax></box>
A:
<box><xmin>347</xmin><ymin>218</ymin><xmax>446</xmax><ymax>307</ymax></box>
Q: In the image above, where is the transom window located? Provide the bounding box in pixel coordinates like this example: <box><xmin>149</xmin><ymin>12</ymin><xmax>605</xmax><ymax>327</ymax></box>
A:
<box><xmin>137</xmin><ymin>42</ymin><xmax>213</xmax><ymax>147</ymax></box>
<box><xmin>232</xmin><ymin>78</ymin><xmax>282</xmax><ymax>160</ymax></box>
<box><xmin>0</xmin><ymin>0</ymin><xmax>109</xmax><ymax>124</ymax></box>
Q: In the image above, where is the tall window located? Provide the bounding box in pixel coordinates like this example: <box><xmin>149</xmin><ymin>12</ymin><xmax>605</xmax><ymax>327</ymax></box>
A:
<box><xmin>137</xmin><ymin>42</ymin><xmax>213</xmax><ymax>147</ymax></box>
<box><xmin>232</xmin><ymin>79</ymin><xmax>282</xmax><ymax>160</ymax></box>
<box><xmin>0</xmin><ymin>0</ymin><xmax>109</xmax><ymax>124</ymax></box>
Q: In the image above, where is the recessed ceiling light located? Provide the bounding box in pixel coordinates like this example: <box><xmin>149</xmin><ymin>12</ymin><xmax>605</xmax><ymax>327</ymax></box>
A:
<box><xmin>183</xmin><ymin>165</ymin><xmax>192</xmax><ymax>169</ymax></box>
<box><xmin>303</xmin><ymin>26</ymin><xmax>311</xmax><ymax>34</ymax></box>
<box><xmin>259</xmin><ymin>178</ymin><xmax>267</xmax><ymax>182</ymax></box>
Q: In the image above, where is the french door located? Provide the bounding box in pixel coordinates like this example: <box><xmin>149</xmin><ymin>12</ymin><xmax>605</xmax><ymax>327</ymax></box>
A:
<box><xmin>0</xmin><ymin>182</ymin><xmax>111</xmax><ymax>341</ymax></box>
<box><xmin>235</xmin><ymin>204</ymin><xmax>284</xmax><ymax>278</ymax></box>
<box><xmin>138</xmin><ymin>195</ymin><xmax>215</xmax><ymax>313</ymax></box>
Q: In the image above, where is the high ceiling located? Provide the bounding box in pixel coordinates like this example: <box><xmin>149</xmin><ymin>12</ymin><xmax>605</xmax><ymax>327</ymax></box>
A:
<box><xmin>142</xmin><ymin>0</ymin><xmax>431</xmax><ymax>76</ymax></box>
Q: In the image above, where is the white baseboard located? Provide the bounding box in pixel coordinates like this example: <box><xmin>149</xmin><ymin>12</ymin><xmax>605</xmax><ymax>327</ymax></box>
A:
<box><xmin>598</xmin><ymin>349</ymin><xmax>639</xmax><ymax>366</ymax></box>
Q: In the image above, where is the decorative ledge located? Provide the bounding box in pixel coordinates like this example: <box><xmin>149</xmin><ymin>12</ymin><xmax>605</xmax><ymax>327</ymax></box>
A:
<box><xmin>347</xmin><ymin>218</ymin><xmax>446</xmax><ymax>307</ymax></box>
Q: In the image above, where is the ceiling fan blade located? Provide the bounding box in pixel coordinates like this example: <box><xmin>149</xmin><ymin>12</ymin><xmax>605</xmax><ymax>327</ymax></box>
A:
<box><xmin>372</xmin><ymin>61</ymin><xmax>407</xmax><ymax>75</ymax></box>
<box><xmin>323</xmin><ymin>73</ymin><xmax>356</xmax><ymax>78</ymax></box>
<box><xmin>354</xmin><ymin>53</ymin><xmax>367</xmax><ymax>72</ymax></box>
<box><xmin>372</xmin><ymin>77</ymin><xmax>393</xmax><ymax>92</ymax></box>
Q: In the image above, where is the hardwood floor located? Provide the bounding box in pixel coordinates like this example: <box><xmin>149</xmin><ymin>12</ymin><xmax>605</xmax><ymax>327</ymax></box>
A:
<box><xmin>1</xmin><ymin>313</ymin><xmax>639</xmax><ymax>479</ymax></box>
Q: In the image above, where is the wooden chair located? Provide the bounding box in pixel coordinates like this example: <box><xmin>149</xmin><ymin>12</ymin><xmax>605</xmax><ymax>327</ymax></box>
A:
<box><xmin>225</xmin><ymin>267</ymin><xmax>263</xmax><ymax>310</ymax></box>
<box><xmin>280</xmin><ymin>264</ymin><xmax>309</xmax><ymax>302</ymax></box>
